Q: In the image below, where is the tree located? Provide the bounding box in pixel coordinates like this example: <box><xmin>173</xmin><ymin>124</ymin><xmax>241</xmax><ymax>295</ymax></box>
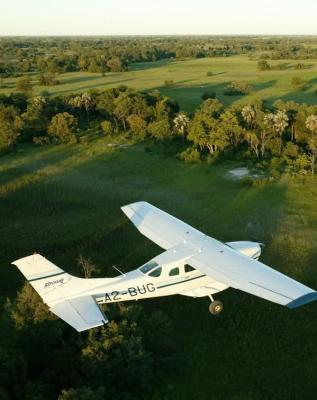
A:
<box><xmin>199</xmin><ymin>98</ymin><xmax>223</xmax><ymax>117</ymax></box>
<box><xmin>47</xmin><ymin>112</ymin><xmax>77</xmax><ymax>143</ymax></box>
<box><xmin>218</xmin><ymin>110</ymin><xmax>244</xmax><ymax>147</ymax></box>
<box><xmin>106</xmin><ymin>57</ymin><xmax>127</xmax><ymax>72</ymax></box>
<box><xmin>68</xmin><ymin>93</ymin><xmax>94</xmax><ymax>122</ymax></box>
<box><xmin>21</xmin><ymin>96</ymin><xmax>48</xmax><ymax>141</ymax></box>
<box><xmin>305</xmin><ymin>115</ymin><xmax>317</xmax><ymax>174</ymax></box>
<box><xmin>241</xmin><ymin>105</ymin><xmax>256</xmax><ymax>129</ymax></box>
<box><xmin>265</xmin><ymin>110</ymin><xmax>288</xmax><ymax>156</ymax></box>
<box><xmin>113</xmin><ymin>95</ymin><xmax>132</xmax><ymax>131</ymax></box>
<box><xmin>16</xmin><ymin>75</ymin><xmax>32</xmax><ymax>94</ymax></box>
<box><xmin>81</xmin><ymin>306</ymin><xmax>153</xmax><ymax>391</ymax></box>
<box><xmin>58</xmin><ymin>387</ymin><xmax>107</xmax><ymax>400</ymax></box>
<box><xmin>10</xmin><ymin>282</ymin><xmax>56</xmax><ymax>328</ymax></box>
<box><xmin>0</xmin><ymin>104</ymin><xmax>22</xmax><ymax>151</ymax></box>
<box><xmin>38</xmin><ymin>73</ymin><xmax>59</xmax><ymax>86</ymax></box>
<box><xmin>127</xmin><ymin>114</ymin><xmax>147</xmax><ymax>140</ymax></box>
<box><xmin>173</xmin><ymin>112</ymin><xmax>189</xmax><ymax>142</ymax></box>
<box><xmin>147</xmin><ymin>119</ymin><xmax>171</xmax><ymax>140</ymax></box>
<box><xmin>81</xmin><ymin>92</ymin><xmax>94</xmax><ymax>122</ymax></box>
<box><xmin>188</xmin><ymin>108</ymin><xmax>230</xmax><ymax>155</ymax></box>
<box><xmin>77</xmin><ymin>255</ymin><xmax>99</xmax><ymax>278</ymax></box>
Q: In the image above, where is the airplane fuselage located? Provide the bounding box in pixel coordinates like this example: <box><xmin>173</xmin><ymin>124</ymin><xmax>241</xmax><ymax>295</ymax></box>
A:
<box><xmin>87</xmin><ymin>268</ymin><xmax>229</xmax><ymax>304</ymax></box>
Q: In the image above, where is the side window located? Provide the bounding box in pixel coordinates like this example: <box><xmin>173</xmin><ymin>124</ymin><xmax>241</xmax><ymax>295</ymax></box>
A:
<box><xmin>140</xmin><ymin>261</ymin><xmax>158</xmax><ymax>274</ymax></box>
<box><xmin>184</xmin><ymin>264</ymin><xmax>195</xmax><ymax>273</ymax></box>
<box><xmin>169</xmin><ymin>267</ymin><xmax>179</xmax><ymax>276</ymax></box>
<box><xmin>148</xmin><ymin>266</ymin><xmax>162</xmax><ymax>277</ymax></box>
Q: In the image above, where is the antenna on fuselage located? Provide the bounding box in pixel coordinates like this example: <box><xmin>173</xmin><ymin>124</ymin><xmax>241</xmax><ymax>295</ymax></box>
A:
<box><xmin>112</xmin><ymin>265</ymin><xmax>126</xmax><ymax>277</ymax></box>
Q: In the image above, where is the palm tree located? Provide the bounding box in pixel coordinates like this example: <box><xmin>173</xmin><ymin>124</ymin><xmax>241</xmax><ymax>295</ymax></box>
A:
<box><xmin>274</xmin><ymin>110</ymin><xmax>288</xmax><ymax>135</ymax></box>
<box><xmin>305</xmin><ymin>115</ymin><xmax>317</xmax><ymax>134</ymax></box>
<box><xmin>241</xmin><ymin>105</ymin><xmax>255</xmax><ymax>127</ymax></box>
<box><xmin>173</xmin><ymin>112</ymin><xmax>189</xmax><ymax>142</ymax></box>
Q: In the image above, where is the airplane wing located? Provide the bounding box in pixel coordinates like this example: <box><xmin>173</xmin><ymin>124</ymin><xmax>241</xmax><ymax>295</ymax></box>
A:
<box><xmin>121</xmin><ymin>201</ymin><xmax>204</xmax><ymax>249</ymax></box>
<box><xmin>50</xmin><ymin>296</ymin><xmax>108</xmax><ymax>332</ymax></box>
<box><xmin>122</xmin><ymin>201</ymin><xmax>317</xmax><ymax>309</ymax></box>
<box><xmin>189</xmin><ymin>240</ymin><xmax>317</xmax><ymax>309</ymax></box>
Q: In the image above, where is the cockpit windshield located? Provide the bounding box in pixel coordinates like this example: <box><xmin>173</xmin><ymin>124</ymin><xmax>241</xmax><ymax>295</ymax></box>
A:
<box><xmin>140</xmin><ymin>261</ymin><xmax>159</xmax><ymax>274</ymax></box>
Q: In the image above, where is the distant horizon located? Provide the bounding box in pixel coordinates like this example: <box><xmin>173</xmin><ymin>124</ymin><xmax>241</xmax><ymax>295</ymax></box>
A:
<box><xmin>2</xmin><ymin>34</ymin><xmax>317</xmax><ymax>38</ymax></box>
<box><xmin>1</xmin><ymin>0</ymin><xmax>317</xmax><ymax>36</ymax></box>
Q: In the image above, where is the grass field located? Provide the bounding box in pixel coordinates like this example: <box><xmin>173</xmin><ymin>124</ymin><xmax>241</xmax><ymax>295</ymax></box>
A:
<box><xmin>2</xmin><ymin>56</ymin><xmax>317</xmax><ymax>111</ymax></box>
<box><xmin>1</xmin><ymin>139</ymin><xmax>317</xmax><ymax>399</ymax></box>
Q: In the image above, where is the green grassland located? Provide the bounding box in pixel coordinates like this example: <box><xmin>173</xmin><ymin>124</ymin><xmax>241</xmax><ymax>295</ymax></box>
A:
<box><xmin>1</xmin><ymin>140</ymin><xmax>317</xmax><ymax>399</ymax></box>
<box><xmin>2</xmin><ymin>56</ymin><xmax>317</xmax><ymax>111</ymax></box>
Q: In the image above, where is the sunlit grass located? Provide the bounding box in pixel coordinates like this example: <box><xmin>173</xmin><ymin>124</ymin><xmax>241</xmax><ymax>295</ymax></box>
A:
<box><xmin>2</xmin><ymin>56</ymin><xmax>317</xmax><ymax>111</ymax></box>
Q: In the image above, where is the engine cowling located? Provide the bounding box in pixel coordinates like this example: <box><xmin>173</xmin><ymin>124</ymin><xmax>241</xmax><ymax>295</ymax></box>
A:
<box><xmin>225</xmin><ymin>241</ymin><xmax>263</xmax><ymax>260</ymax></box>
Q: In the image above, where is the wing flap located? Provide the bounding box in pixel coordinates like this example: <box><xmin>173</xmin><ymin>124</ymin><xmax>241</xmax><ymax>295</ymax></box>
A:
<box><xmin>50</xmin><ymin>295</ymin><xmax>108</xmax><ymax>332</ymax></box>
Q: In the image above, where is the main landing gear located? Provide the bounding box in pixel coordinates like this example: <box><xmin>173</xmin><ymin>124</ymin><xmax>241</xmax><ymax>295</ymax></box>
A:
<box><xmin>208</xmin><ymin>295</ymin><xmax>223</xmax><ymax>315</ymax></box>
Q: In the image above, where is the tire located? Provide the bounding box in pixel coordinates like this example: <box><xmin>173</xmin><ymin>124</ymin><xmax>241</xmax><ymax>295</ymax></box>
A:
<box><xmin>209</xmin><ymin>300</ymin><xmax>223</xmax><ymax>315</ymax></box>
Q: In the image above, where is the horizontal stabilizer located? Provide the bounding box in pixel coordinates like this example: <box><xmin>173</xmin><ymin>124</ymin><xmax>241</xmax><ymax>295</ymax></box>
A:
<box><xmin>12</xmin><ymin>253</ymin><xmax>64</xmax><ymax>282</ymax></box>
<box><xmin>50</xmin><ymin>295</ymin><xmax>108</xmax><ymax>332</ymax></box>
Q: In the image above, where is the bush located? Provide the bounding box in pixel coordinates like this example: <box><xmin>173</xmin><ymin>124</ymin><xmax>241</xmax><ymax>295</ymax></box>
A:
<box><xmin>47</xmin><ymin>112</ymin><xmax>77</xmax><ymax>144</ymax></box>
<box><xmin>164</xmin><ymin>79</ymin><xmax>174</xmax><ymax>87</ymax></box>
<box><xmin>257</xmin><ymin>60</ymin><xmax>271</xmax><ymax>70</ymax></box>
<box><xmin>291</xmin><ymin>77</ymin><xmax>307</xmax><ymax>90</ymax></box>
<box><xmin>224</xmin><ymin>81</ymin><xmax>252</xmax><ymax>96</ymax></box>
<box><xmin>179</xmin><ymin>147</ymin><xmax>201</xmax><ymax>163</ymax></box>
<box><xmin>206</xmin><ymin>71</ymin><xmax>213</xmax><ymax>76</ymax></box>
<box><xmin>38</xmin><ymin>73</ymin><xmax>59</xmax><ymax>86</ymax></box>
<box><xmin>100</xmin><ymin>120</ymin><xmax>114</xmax><ymax>136</ymax></box>
<box><xmin>201</xmin><ymin>91</ymin><xmax>216</xmax><ymax>100</ymax></box>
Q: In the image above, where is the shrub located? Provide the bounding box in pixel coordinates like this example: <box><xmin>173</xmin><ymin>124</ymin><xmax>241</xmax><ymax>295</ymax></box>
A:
<box><xmin>179</xmin><ymin>147</ymin><xmax>201</xmax><ymax>163</ymax></box>
<box><xmin>201</xmin><ymin>91</ymin><xmax>216</xmax><ymax>100</ymax></box>
<box><xmin>291</xmin><ymin>77</ymin><xmax>307</xmax><ymax>90</ymax></box>
<box><xmin>164</xmin><ymin>79</ymin><xmax>174</xmax><ymax>87</ymax></box>
<box><xmin>224</xmin><ymin>81</ymin><xmax>252</xmax><ymax>96</ymax></box>
<box><xmin>38</xmin><ymin>73</ymin><xmax>59</xmax><ymax>86</ymax></box>
<box><xmin>206</xmin><ymin>71</ymin><xmax>213</xmax><ymax>77</ymax></box>
<box><xmin>257</xmin><ymin>60</ymin><xmax>271</xmax><ymax>70</ymax></box>
<box><xmin>47</xmin><ymin>112</ymin><xmax>77</xmax><ymax>143</ymax></box>
<box><xmin>100</xmin><ymin>120</ymin><xmax>114</xmax><ymax>136</ymax></box>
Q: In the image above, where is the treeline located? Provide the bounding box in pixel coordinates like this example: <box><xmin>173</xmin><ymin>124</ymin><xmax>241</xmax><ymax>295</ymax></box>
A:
<box><xmin>0</xmin><ymin>87</ymin><xmax>179</xmax><ymax>149</ymax></box>
<box><xmin>2</xmin><ymin>36</ymin><xmax>317</xmax><ymax>77</ymax></box>
<box><xmin>0</xmin><ymin>277</ymin><xmax>178</xmax><ymax>399</ymax></box>
<box><xmin>1</xmin><ymin>87</ymin><xmax>317</xmax><ymax>176</ymax></box>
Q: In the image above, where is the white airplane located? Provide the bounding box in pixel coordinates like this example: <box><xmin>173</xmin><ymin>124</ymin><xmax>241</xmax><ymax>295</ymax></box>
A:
<box><xmin>13</xmin><ymin>201</ymin><xmax>317</xmax><ymax>332</ymax></box>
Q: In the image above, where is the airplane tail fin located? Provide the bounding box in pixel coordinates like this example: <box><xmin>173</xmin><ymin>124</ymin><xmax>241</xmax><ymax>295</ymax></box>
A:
<box><xmin>12</xmin><ymin>254</ymin><xmax>108</xmax><ymax>332</ymax></box>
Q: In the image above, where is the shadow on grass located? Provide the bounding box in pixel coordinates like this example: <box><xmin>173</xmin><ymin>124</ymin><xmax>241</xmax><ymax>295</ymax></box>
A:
<box><xmin>267</xmin><ymin>87</ymin><xmax>317</xmax><ymax>106</ymax></box>
<box><xmin>58</xmin><ymin>74</ymin><xmax>106</xmax><ymax>85</ymax></box>
<box><xmin>49</xmin><ymin>78</ymin><xmax>135</xmax><ymax>95</ymax></box>
<box><xmin>253</xmin><ymin>79</ymin><xmax>277</xmax><ymax>92</ymax></box>
<box><xmin>130</xmin><ymin>59</ymin><xmax>173</xmax><ymax>72</ymax></box>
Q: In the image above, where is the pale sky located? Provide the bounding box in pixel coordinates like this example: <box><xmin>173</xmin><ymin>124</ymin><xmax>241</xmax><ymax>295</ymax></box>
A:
<box><xmin>1</xmin><ymin>0</ymin><xmax>317</xmax><ymax>36</ymax></box>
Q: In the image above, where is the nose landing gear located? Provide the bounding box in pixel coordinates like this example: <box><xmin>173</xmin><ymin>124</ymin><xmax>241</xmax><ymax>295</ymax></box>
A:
<box><xmin>208</xmin><ymin>295</ymin><xmax>223</xmax><ymax>315</ymax></box>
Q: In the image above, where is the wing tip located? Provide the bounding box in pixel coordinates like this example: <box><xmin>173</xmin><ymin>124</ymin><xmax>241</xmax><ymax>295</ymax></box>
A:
<box><xmin>287</xmin><ymin>291</ymin><xmax>317</xmax><ymax>309</ymax></box>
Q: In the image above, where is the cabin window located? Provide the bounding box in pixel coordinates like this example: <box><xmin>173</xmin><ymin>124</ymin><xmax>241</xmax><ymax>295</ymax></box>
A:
<box><xmin>140</xmin><ymin>262</ymin><xmax>158</xmax><ymax>274</ymax></box>
<box><xmin>148</xmin><ymin>266</ymin><xmax>162</xmax><ymax>277</ymax></box>
<box><xmin>184</xmin><ymin>264</ymin><xmax>195</xmax><ymax>273</ymax></box>
<box><xmin>169</xmin><ymin>267</ymin><xmax>179</xmax><ymax>276</ymax></box>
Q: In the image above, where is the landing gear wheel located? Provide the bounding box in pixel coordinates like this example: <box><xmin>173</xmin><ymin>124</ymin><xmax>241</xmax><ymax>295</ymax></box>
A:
<box><xmin>209</xmin><ymin>300</ymin><xmax>223</xmax><ymax>315</ymax></box>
